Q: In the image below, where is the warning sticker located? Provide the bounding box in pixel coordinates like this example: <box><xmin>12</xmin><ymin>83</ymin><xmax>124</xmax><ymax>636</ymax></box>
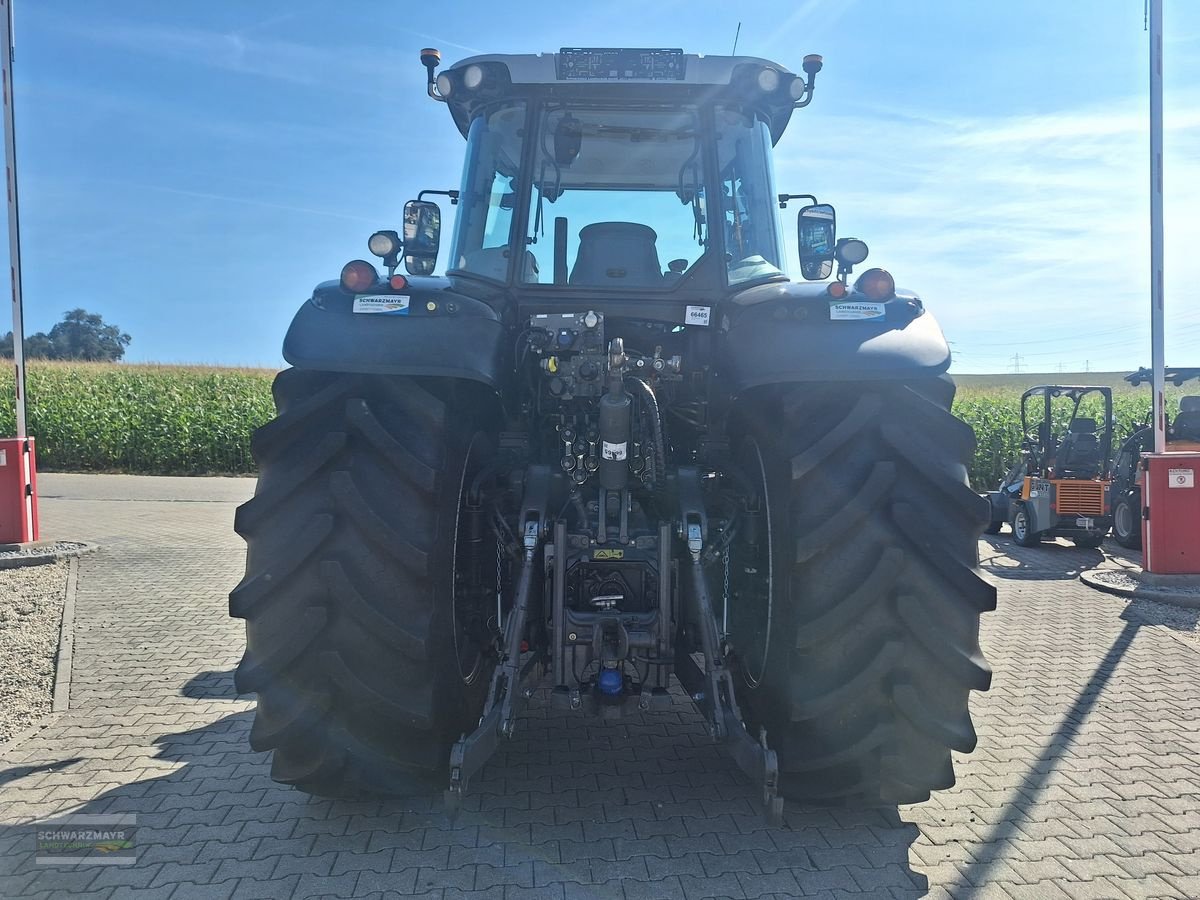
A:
<box><xmin>829</xmin><ymin>301</ymin><xmax>886</xmax><ymax>321</ymax></box>
<box><xmin>602</xmin><ymin>441</ymin><xmax>627</xmax><ymax>461</ymax></box>
<box><xmin>353</xmin><ymin>294</ymin><xmax>410</xmax><ymax>315</ymax></box>
<box><xmin>1168</xmin><ymin>468</ymin><xmax>1195</xmax><ymax>488</ymax></box>
<box><xmin>684</xmin><ymin>305</ymin><xmax>711</xmax><ymax>326</ymax></box>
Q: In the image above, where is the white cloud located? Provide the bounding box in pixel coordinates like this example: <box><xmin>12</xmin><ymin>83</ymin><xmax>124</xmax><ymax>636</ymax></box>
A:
<box><xmin>774</xmin><ymin>94</ymin><xmax>1200</xmax><ymax>372</ymax></box>
<box><xmin>51</xmin><ymin>17</ymin><xmax>400</xmax><ymax>92</ymax></box>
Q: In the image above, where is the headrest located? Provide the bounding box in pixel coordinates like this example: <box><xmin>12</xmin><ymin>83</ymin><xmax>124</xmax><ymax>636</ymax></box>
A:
<box><xmin>578</xmin><ymin>222</ymin><xmax>658</xmax><ymax>242</ymax></box>
<box><xmin>1181</xmin><ymin>396</ymin><xmax>1200</xmax><ymax>413</ymax></box>
<box><xmin>1068</xmin><ymin>418</ymin><xmax>1097</xmax><ymax>434</ymax></box>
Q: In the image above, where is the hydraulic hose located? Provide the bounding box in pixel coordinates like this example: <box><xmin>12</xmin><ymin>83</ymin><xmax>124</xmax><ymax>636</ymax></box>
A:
<box><xmin>625</xmin><ymin>376</ymin><xmax>668</xmax><ymax>509</ymax></box>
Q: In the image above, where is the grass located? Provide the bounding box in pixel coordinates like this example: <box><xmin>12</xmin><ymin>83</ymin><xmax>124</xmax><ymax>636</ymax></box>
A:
<box><xmin>0</xmin><ymin>362</ymin><xmax>1190</xmax><ymax>488</ymax></box>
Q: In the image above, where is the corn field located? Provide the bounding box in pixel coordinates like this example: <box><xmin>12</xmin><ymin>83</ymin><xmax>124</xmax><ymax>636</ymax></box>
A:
<box><xmin>0</xmin><ymin>362</ymin><xmax>276</xmax><ymax>475</ymax></box>
<box><xmin>0</xmin><ymin>363</ymin><xmax>1186</xmax><ymax>488</ymax></box>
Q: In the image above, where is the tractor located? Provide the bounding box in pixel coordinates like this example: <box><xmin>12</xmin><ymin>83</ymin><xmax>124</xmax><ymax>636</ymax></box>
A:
<box><xmin>983</xmin><ymin>385</ymin><xmax>1113</xmax><ymax>548</ymax></box>
<box><xmin>231</xmin><ymin>47</ymin><xmax>994</xmax><ymax>818</ymax></box>
<box><xmin>1108</xmin><ymin>367</ymin><xmax>1200</xmax><ymax>549</ymax></box>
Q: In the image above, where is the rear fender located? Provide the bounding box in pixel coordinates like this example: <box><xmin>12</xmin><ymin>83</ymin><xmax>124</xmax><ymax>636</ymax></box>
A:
<box><xmin>283</xmin><ymin>280</ymin><xmax>507</xmax><ymax>388</ymax></box>
<box><xmin>719</xmin><ymin>282</ymin><xmax>951</xmax><ymax>390</ymax></box>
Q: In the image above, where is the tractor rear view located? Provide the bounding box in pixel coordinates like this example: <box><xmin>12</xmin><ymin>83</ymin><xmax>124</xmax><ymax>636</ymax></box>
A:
<box><xmin>231</xmin><ymin>47</ymin><xmax>994</xmax><ymax>817</ymax></box>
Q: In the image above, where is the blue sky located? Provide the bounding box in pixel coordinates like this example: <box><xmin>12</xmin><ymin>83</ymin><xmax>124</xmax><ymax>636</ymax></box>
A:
<box><xmin>5</xmin><ymin>0</ymin><xmax>1199</xmax><ymax>372</ymax></box>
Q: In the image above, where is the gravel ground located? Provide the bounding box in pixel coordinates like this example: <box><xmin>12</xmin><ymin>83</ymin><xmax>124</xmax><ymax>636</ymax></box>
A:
<box><xmin>0</xmin><ymin>560</ymin><xmax>70</xmax><ymax>744</ymax></box>
<box><xmin>1125</xmin><ymin>593</ymin><xmax>1200</xmax><ymax>650</ymax></box>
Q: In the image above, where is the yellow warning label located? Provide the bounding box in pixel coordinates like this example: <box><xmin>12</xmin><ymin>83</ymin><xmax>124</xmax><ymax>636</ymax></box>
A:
<box><xmin>593</xmin><ymin>549</ymin><xmax>624</xmax><ymax>560</ymax></box>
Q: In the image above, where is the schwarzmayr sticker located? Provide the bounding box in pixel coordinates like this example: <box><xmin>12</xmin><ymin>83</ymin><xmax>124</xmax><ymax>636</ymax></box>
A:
<box><xmin>829</xmin><ymin>301</ymin><xmax>886</xmax><ymax>321</ymax></box>
<box><xmin>36</xmin><ymin>814</ymin><xmax>137</xmax><ymax>865</ymax></box>
<box><xmin>353</xmin><ymin>294</ymin><xmax>410</xmax><ymax>315</ymax></box>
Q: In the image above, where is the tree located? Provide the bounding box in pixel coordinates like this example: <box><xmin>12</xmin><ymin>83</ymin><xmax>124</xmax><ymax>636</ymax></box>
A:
<box><xmin>0</xmin><ymin>330</ymin><xmax>54</xmax><ymax>359</ymax></box>
<box><xmin>0</xmin><ymin>309</ymin><xmax>131</xmax><ymax>361</ymax></box>
<box><xmin>48</xmin><ymin>309</ymin><xmax>131</xmax><ymax>361</ymax></box>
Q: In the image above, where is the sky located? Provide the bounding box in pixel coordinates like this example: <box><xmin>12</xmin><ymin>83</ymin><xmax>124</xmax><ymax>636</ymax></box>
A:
<box><xmin>4</xmin><ymin>0</ymin><xmax>1200</xmax><ymax>373</ymax></box>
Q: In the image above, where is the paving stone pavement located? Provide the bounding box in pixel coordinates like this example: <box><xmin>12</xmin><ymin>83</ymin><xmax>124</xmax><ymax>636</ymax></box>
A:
<box><xmin>1</xmin><ymin>473</ymin><xmax>1198</xmax><ymax>899</ymax></box>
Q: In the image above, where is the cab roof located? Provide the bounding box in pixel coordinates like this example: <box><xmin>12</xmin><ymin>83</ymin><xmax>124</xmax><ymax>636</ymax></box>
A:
<box><xmin>437</xmin><ymin>48</ymin><xmax>808</xmax><ymax>144</ymax></box>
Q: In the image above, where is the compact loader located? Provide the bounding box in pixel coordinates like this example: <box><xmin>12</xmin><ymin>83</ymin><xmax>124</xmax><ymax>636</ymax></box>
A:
<box><xmin>983</xmin><ymin>385</ymin><xmax>1114</xmax><ymax>548</ymax></box>
<box><xmin>231</xmin><ymin>47</ymin><xmax>994</xmax><ymax>818</ymax></box>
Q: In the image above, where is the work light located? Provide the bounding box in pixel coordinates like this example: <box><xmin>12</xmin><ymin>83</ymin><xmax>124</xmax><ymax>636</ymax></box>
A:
<box><xmin>368</xmin><ymin>230</ymin><xmax>401</xmax><ymax>259</ymax></box>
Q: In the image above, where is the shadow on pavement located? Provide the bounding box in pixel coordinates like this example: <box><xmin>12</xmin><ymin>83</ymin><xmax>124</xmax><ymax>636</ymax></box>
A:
<box><xmin>0</xmin><ymin>695</ymin><xmax>928</xmax><ymax>897</ymax></box>
<box><xmin>0</xmin><ymin>757</ymin><xmax>82</xmax><ymax>789</ymax></box>
<box><xmin>948</xmin><ymin>618</ymin><xmax>1141</xmax><ymax>897</ymax></box>
<box><xmin>979</xmin><ymin>534</ymin><xmax>1106</xmax><ymax>581</ymax></box>
<box><xmin>180</xmin><ymin>668</ymin><xmax>244</xmax><ymax>700</ymax></box>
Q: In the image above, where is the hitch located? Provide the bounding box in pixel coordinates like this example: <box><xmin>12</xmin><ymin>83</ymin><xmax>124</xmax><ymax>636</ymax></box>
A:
<box><xmin>675</xmin><ymin>468</ymin><xmax>783</xmax><ymax>824</ymax></box>
<box><xmin>675</xmin><ymin>561</ymin><xmax>783</xmax><ymax>825</ymax></box>
<box><xmin>446</xmin><ymin>468</ymin><xmax>550</xmax><ymax>810</ymax></box>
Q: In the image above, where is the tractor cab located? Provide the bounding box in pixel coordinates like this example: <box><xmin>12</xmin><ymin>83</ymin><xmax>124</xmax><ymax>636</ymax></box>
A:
<box><xmin>362</xmin><ymin>48</ymin><xmax>899</xmax><ymax>317</ymax></box>
<box><xmin>984</xmin><ymin>385</ymin><xmax>1114</xmax><ymax>547</ymax></box>
<box><xmin>426</xmin><ymin>49</ymin><xmax>815</xmax><ymax>300</ymax></box>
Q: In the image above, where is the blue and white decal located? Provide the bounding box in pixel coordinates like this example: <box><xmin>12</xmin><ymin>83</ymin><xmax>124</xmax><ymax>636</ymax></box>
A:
<box><xmin>353</xmin><ymin>294</ymin><xmax>410</xmax><ymax>315</ymax></box>
<box><xmin>829</xmin><ymin>301</ymin><xmax>886</xmax><ymax>322</ymax></box>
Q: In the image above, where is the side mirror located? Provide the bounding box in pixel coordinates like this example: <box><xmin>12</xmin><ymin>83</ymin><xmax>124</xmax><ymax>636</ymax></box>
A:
<box><xmin>797</xmin><ymin>203</ymin><xmax>835</xmax><ymax>280</ymax></box>
<box><xmin>403</xmin><ymin>200</ymin><xmax>441</xmax><ymax>276</ymax></box>
<box><xmin>554</xmin><ymin>112</ymin><xmax>582</xmax><ymax>166</ymax></box>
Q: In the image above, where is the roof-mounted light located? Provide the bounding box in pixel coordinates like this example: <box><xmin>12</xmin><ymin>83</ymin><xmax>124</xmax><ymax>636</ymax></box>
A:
<box><xmin>462</xmin><ymin>64</ymin><xmax>485</xmax><ymax>90</ymax></box>
<box><xmin>756</xmin><ymin>67</ymin><xmax>781</xmax><ymax>93</ymax></box>
<box><xmin>435</xmin><ymin>72</ymin><xmax>453</xmax><ymax>98</ymax></box>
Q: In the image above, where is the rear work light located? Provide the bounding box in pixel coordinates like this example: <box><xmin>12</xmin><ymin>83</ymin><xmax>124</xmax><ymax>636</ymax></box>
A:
<box><xmin>340</xmin><ymin>259</ymin><xmax>378</xmax><ymax>293</ymax></box>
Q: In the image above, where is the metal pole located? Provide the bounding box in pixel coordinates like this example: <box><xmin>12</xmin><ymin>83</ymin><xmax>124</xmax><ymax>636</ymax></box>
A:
<box><xmin>1150</xmin><ymin>0</ymin><xmax>1166</xmax><ymax>454</ymax></box>
<box><xmin>0</xmin><ymin>0</ymin><xmax>26</xmax><ymax>440</ymax></box>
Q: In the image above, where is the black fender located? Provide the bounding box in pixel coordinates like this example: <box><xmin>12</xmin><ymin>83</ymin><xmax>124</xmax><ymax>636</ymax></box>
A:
<box><xmin>983</xmin><ymin>490</ymin><xmax>1010</xmax><ymax>527</ymax></box>
<box><xmin>282</xmin><ymin>279</ymin><xmax>508</xmax><ymax>387</ymax></box>
<box><xmin>718</xmin><ymin>282</ymin><xmax>950</xmax><ymax>391</ymax></box>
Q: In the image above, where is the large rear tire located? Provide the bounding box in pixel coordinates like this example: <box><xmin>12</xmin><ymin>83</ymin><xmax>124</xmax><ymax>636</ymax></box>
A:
<box><xmin>730</xmin><ymin>381</ymin><xmax>995</xmax><ymax>806</ymax></box>
<box><xmin>231</xmin><ymin>370</ymin><xmax>496</xmax><ymax>797</ymax></box>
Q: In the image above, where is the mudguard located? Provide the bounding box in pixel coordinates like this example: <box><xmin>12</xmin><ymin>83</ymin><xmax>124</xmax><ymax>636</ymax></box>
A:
<box><xmin>719</xmin><ymin>282</ymin><xmax>951</xmax><ymax>390</ymax></box>
<box><xmin>283</xmin><ymin>278</ymin><xmax>507</xmax><ymax>387</ymax></box>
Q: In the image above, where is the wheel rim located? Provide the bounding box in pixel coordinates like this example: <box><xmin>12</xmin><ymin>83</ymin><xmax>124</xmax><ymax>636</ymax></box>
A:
<box><xmin>729</xmin><ymin>437</ymin><xmax>773</xmax><ymax>689</ymax></box>
<box><xmin>1115</xmin><ymin>500</ymin><xmax>1133</xmax><ymax>539</ymax></box>
<box><xmin>1013</xmin><ymin>509</ymin><xmax>1028</xmax><ymax>542</ymax></box>
<box><xmin>450</xmin><ymin>434</ymin><xmax>493</xmax><ymax>685</ymax></box>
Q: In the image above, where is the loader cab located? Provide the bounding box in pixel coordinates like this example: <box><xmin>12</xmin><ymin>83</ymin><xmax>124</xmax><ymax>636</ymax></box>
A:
<box><xmin>428</xmin><ymin>50</ymin><xmax>821</xmax><ymax>303</ymax></box>
<box><xmin>1019</xmin><ymin>385</ymin><xmax>1114</xmax><ymax>480</ymax></box>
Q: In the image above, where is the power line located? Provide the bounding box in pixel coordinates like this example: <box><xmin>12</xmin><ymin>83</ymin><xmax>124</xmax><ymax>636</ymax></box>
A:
<box><xmin>1009</xmin><ymin>353</ymin><xmax>1024</xmax><ymax>374</ymax></box>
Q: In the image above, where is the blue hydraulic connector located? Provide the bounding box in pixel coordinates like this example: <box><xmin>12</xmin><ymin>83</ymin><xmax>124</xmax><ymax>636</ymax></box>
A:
<box><xmin>597</xmin><ymin>668</ymin><xmax>623</xmax><ymax>696</ymax></box>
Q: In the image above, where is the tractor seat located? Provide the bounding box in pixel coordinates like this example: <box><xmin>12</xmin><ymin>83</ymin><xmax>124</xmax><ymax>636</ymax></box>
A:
<box><xmin>1171</xmin><ymin>396</ymin><xmax>1200</xmax><ymax>442</ymax></box>
<box><xmin>569</xmin><ymin>223</ymin><xmax>664</xmax><ymax>288</ymax></box>
<box><xmin>1056</xmin><ymin>417</ymin><xmax>1101</xmax><ymax>478</ymax></box>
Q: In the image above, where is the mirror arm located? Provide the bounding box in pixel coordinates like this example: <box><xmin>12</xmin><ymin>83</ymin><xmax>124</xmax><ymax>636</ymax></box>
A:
<box><xmin>778</xmin><ymin>193</ymin><xmax>817</xmax><ymax>210</ymax></box>
<box><xmin>418</xmin><ymin>189</ymin><xmax>460</xmax><ymax>206</ymax></box>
